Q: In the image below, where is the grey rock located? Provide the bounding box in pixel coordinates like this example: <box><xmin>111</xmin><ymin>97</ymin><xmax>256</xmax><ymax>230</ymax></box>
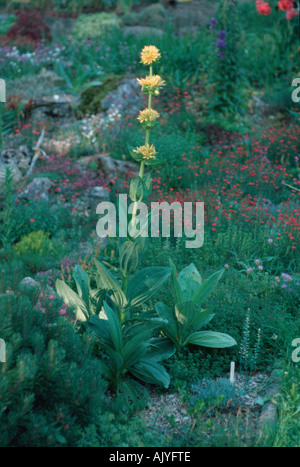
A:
<box><xmin>19</xmin><ymin>177</ymin><xmax>55</xmax><ymax>201</ymax></box>
<box><xmin>19</xmin><ymin>277</ymin><xmax>40</xmax><ymax>290</ymax></box>
<box><xmin>44</xmin><ymin>16</ymin><xmax>77</xmax><ymax>40</ymax></box>
<box><xmin>0</xmin><ymin>157</ymin><xmax>22</xmax><ymax>183</ymax></box>
<box><xmin>259</xmin><ymin>401</ymin><xmax>278</xmax><ymax>427</ymax></box>
<box><xmin>97</xmin><ymin>155</ymin><xmax>138</xmax><ymax>177</ymax></box>
<box><xmin>123</xmin><ymin>26</ymin><xmax>164</xmax><ymax>39</ymax></box>
<box><xmin>87</xmin><ymin>186</ymin><xmax>110</xmax><ymax>213</ymax></box>
<box><xmin>19</xmin><ymin>276</ymin><xmax>55</xmax><ymax>296</ymax></box>
<box><xmin>0</xmin><ymin>145</ymin><xmax>31</xmax><ymax>183</ymax></box>
<box><xmin>97</xmin><ymin>155</ymin><xmax>139</xmax><ymax>192</ymax></box>
<box><xmin>258</xmin><ymin>369</ymin><xmax>280</xmax><ymax>429</ymax></box>
<box><xmin>123</xmin><ymin>4</ymin><xmax>169</xmax><ymax>28</ymax></box>
<box><xmin>31</xmin><ymin>95</ymin><xmax>78</xmax><ymax>124</ymax></box>
<box><xmin>101</xmin><ymin>78</ymin><xmax>143</xmax><ymax>116</ymax></box>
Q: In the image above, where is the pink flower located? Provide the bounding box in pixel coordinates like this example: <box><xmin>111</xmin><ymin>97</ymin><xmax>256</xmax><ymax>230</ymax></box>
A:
<box><xmin>278</xmin><ymin>0</ymin><xmax>293</xmax><ymax>11</ymax></box>
<box><xmin>256</xmin><ymin>0</ymin><xmax>271</xmax><ymax>15</ymax></box>
<box><xmin>58</xmin><ymin>308</ymin><xmax>67</xmax><ymax>315</ymax></box>
<box><xmin>286</xmin><ymin>9</ymin><xmax>298</xmax><ymax>19</ymax></box>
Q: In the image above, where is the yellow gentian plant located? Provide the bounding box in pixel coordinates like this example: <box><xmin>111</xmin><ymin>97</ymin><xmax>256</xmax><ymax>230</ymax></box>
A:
<box><xmin>120</xmin><ymin>44</ymin><xmax>165</xmax><ymax>290</ymax></box>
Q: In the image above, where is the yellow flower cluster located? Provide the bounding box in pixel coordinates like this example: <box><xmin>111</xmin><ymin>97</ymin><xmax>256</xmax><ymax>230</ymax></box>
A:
<box><xmin>137</xmin><ymin>108</ymin><xmax>160</xmax><ymax>124</ymax></box>
<box><xmin>140</xmin><ymin>45</ymin><xmax>161</xmax><ymax>65</ymax></box>
<box><xmin>133</xmin><ymin>143</ymin><xmax>156</xmax><ymax>160</ymax></box>
<box><xmin>137</xmin><ymin>74</ymin><xmax>165</xmax><ymax>89</ymax></box>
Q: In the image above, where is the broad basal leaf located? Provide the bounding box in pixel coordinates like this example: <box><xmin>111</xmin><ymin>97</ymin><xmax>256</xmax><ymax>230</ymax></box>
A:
<box><xmin>55</xmin><ymin>279</ymin><xmax>88</xmax><ymax>321</ymax></box>
<box><xmin>192</xmin><ymin>269</ymin><xmax>224</xmax><ymax>307</ymax></box>
<box><xmin>184</xmin><ymin>331</ymin><xmax>237</xmax><ymax>348</ymax></box>
<box><xmin>177</xmin><ymin>263</ymin><xmax>202</xmax><ymax>302</ymax></box>
<box><xmin>127</xmin><ymin>267</ymin><xmax>171</xmax><ymax>308</ymax></box>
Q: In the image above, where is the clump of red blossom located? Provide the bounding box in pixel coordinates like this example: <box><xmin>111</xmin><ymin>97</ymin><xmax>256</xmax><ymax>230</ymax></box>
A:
<box><xmin>6</xmin><ymin>10</ymin><xmax>52</xmax><ymax>44</ymax></box>
<box><xmin>256</xmin><ymin>0</ymin><xmax>299</xmax><ymax>19</ymax></box>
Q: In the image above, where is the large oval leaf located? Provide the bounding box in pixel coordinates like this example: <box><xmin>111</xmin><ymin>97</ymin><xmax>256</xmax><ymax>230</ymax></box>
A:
<box><xmin>88</xmin><ymin>314</ymin><xmax>111</xmax><ymax>346</ymax></box>
<box><xmin>192</xmin><ymin>269</ymin><xmax>224</xmax><ymax>307</ymax></box>
<box><xmin>130</xmin><ymin>359</ymin><xmax>170</xmax><ymax>388</ymax></box>
<box><xmin>145</xmin><ymin>337</ymin><xmax>176</xmax><ymax>362</ymax></box>
<box><xmin>127</xmin><ymin>267</ymin><xmax>171</xmax><ymax>308</ymax></box>
<box><xmin>94</xmin><ymin>258</ymin><xmax>127</xmax><ymax>309</ymax></box>
<box><xmin>103</xmin><ymin>301</ymin><xmax>123</xmax><ymax>353</ymax></box>
<box><xmin>177</xmin><ymin>263</ymin><xmax>202</xmax><ymax>302</ymax></box>
<box><xmin>73</xmin><ymin>265</ymin><xmax>91</xmax><ymax>312</ymax></box>
<box><xmin>184</xmin><ymin>331</ymin><xmax>237</xmax><ymax>348</ymax></box>
<box><xmin>155</xmin><ymin>302</ymin><xmax>178</xmax><ymax>342</ymax></box>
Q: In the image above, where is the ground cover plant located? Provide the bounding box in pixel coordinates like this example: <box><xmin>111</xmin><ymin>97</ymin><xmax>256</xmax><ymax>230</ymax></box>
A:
<box><xmin>0</xmin><ymin>0</ymin><xmax>299</xmax><ymax>449</ymax></box>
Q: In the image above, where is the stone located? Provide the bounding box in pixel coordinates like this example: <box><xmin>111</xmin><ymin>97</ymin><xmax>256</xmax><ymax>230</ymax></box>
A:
<box><xmin>101</xmin><ymin>78</ymin><xmax>143</xmax><ymax>116</ymax></box>
<box><xmin>0</xmin><ymin>157</ymin><xmax>22</xmax><ymax>183</ymax></box>
<box><xmin>19</xmin><ymin>277</ymin><xmax>40</xmax><ymax>290</ymax></box>
<box><xmin>87</xmin><ymin>186</ymin><xmax>110</xmax><ymax>213</ymax></box>
<box><xmin>44</xmin><ymin>16</ymin><xmax>77</xmax><ymax>40</ymax></box>
<box><xmin>79</xmin><ymin>75</ymin><xmax>123</xmax><ymax>115</ymax></box>
<box><xmin>30</xmin><ymin>94</ymin><xmax>78</xmax><ymax>124</ymax></box>
<box><xmin>258</xmin><ymin>369</ymin><xmax>280</xmax><ymax>429</ymax></box>
<box><xmin>19</xmin><ymin>276</ymin><xmax>56</xmax><ymax>297</ymax></box>
<box><xmin>123</xmin><ymin>26</ymin><xmax>164</xmax><ymax>38</ymax></box>
<box><xmin>19</xmin><ymin>177</ymin><xmax>55</xmax><ymax>201</ymax></box>
<box><xmin>0</xmin><ymin>145</ymin><xmax>31</xmax><ymax>183</ymax></box>
<box><xmin>123</xmin><ymin>4</ymin><xmax>169</xmax><ymax>28</ymax></box>
<box><xmin>97</xmin><ymin>155</ymin><xmax>139</xmax><ymax>179</ymax></box>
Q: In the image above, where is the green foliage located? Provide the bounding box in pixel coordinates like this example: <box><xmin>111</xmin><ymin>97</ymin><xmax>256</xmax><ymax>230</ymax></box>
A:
<box><xmin>272</xmin><ymin>361</ymin><xmax>300</xmax><ymax>447</ymax></box>
<box><xmin>207</xmin><ymin>0</ymin><xmax>247</xmax><ymax>116</ymax></box>
<box><xmin>55</xmin><ymin>61</ymin><xmax>102</xmax><ymax>96</ymax></box>
<box><xmin>12</xmin><ymin>230</ymin><xmax>56</xmax><ymax>272</ymax></box>
<box><xmin>0</xmin><ymin>264</ymin><xmax>109</xmax><ymax>447</ymax></box>
<box><xmin>13</xmin><ymin>230</ymin><xmax>53</xmax><ymax>257</ymax></box>
<box><xmin>77</xmin><ymin>411</ymin><xmax>166</xmax><ymax>447</ymax></box>
<box><xmin>0</xmin><ymin>14</ymin><xmax>16</xmax><ymax>35</ymax></box>
<box><xmin>88</xmin><ymin>298</ymin><xmax>174</xmax><ymax>394</ymax></box>
<box><xmin>56</xmin><ymin>260</ymin><xmax>174</xmax><ymax>396</ymax></box>
<box><xmin>0</xmin><ymin>168</ymin><xmax>14</xmax><ymax>249</ymax></box>
<box><xmin>188</xmin><ymin>377</ymin><xmax>242</xmax><ymax>413</ymax></box>
<box><xmin>73</xmin><ymin>13</ymin><xmax>121</xmax><ymax>40</ymax></box>
<box><xmin>155</xmin><ymin>260</ymin><xmax>237</xmax><ymax>353</ymax></box>
<box><xmin>9</xmin><ymin>199</ymin><xmax>71</xmax><ymax>245</ymax></box>
<box><xmin>78</xmin><ymin>75</ymin><xmax>123</xmax><ymax>115</ymax></box>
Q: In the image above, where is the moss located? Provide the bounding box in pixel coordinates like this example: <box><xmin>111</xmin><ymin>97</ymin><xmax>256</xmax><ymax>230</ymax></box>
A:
<box><xmin>78</xmin><ymin>75</ymin><xmax>124</xmax><ymax>115</ymax></box>
<box><xmin>73</xmin><ymin>13</ymin><xmax>121</xmax><ymax>40</ymax></box>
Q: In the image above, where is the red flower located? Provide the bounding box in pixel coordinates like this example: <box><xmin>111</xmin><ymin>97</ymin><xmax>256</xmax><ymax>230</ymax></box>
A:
<box><xmin>256</xmin><ymin>0</ymin><xmax>272</xmax><ymax>15</ymax></box>
<box><xmin>286</xmin><ymin>9</ymin><xmax>298</xmax><ymax>19</ymax></box>
<box><xmin>278</xmin><ymin>0</ymin><xmax>294</xmax><ymax>11</ymax></box>
<box><xmin>30</xmin><ymin>218</ymin><xmax>35</xmax><ymax>223</ymax></box>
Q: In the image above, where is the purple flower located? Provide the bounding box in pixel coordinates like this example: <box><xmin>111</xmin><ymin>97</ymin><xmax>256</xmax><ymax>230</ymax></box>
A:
<box><xmin>217</xmin><ymin>30</ymin><xmax>226</xmax><ymax>59</ymax></box>
<box><xmin>209</xmin><ymin>17</ymin><xmax>218</xmax><ymax>30</ymax></box>
<box><xmin>281</xmin><ymin>273</ymin><xmax>293</xmax><ymax>283</ymax></box>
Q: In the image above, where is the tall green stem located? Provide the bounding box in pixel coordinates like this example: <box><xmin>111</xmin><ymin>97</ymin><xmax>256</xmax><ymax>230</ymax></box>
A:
<box><xmin>131</xmin><ymin>65</ymin><xmax>153</xmax><ymax>221</ymax></box>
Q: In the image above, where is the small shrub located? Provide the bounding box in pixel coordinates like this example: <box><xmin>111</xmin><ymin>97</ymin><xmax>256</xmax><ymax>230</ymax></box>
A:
<box><xmin>0</xmin><ymin>266</ymin><xmax>108</xmax><ymax>447</ymax></box>
<box><xmin>13</xmin><ymin>230</ymin><xmax>53</xmax><ymax>257</ymax></box>
<box><xmin>73</xmin><ymin>13</ymin><xmax>121</xmax><ymax>40</ymax></box>
<box><xmin>188</xmin><ymin>377</ymin><xmax>242</xmax><ymax>412</ymax></box>
<box><xmin>6</xmin><ymin>10</ymin><xmax>52</xmax><ymax>43</ymax></box>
